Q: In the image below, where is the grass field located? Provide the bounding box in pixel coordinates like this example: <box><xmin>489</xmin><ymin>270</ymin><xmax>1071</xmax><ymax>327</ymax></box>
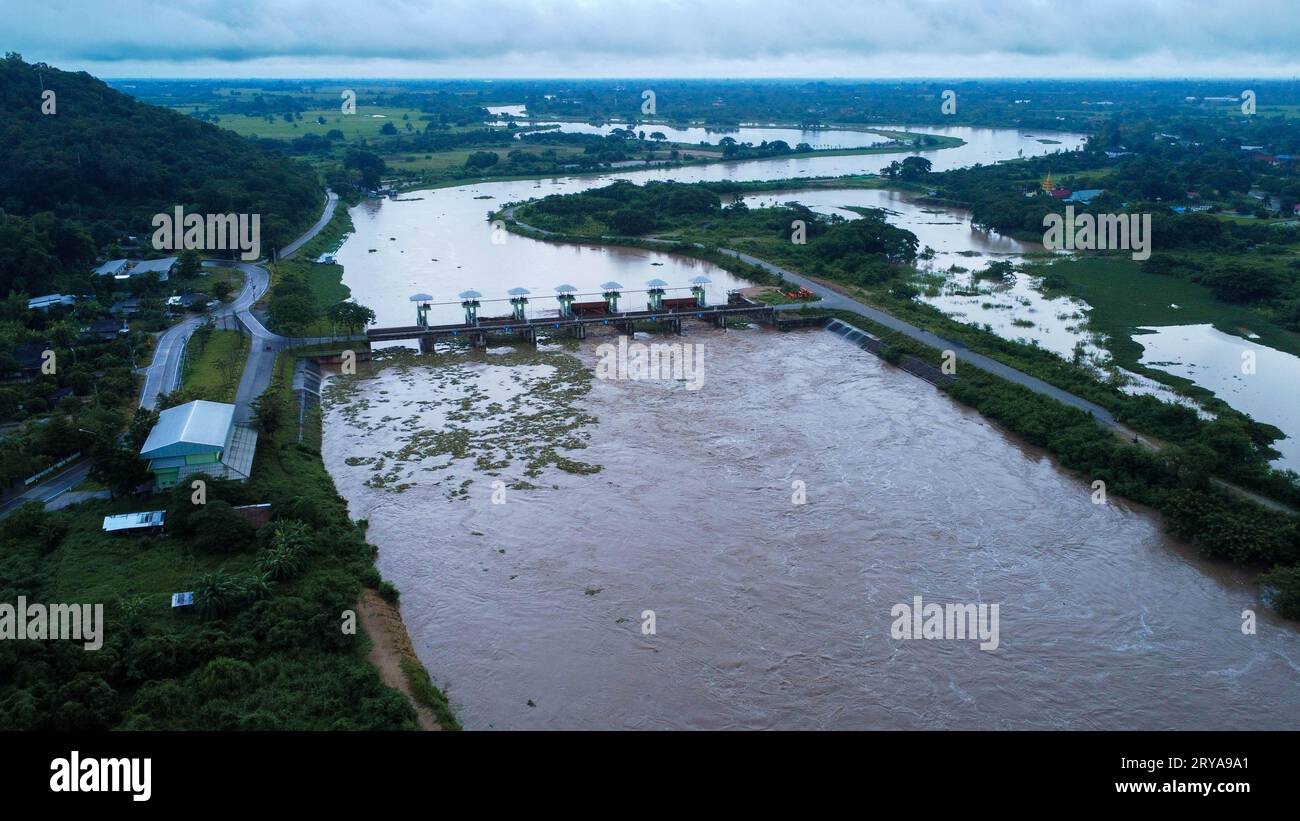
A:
<box><xmin>47</xmin><ymin>510</ymin><xmax>255</xmax><ymax>633</ymax></box>
<box><xmin>180</xmin><ymin>329</ymin><xmax>249</xmax><ymax>403</ymax></box>
<box><xmin>263</xmin><ymin>208</ymin><xmax>356</xmax><ymax>337</ymax></box>
<box><xmin>1028</xmin><ymin>255</ymin><xmax>1300</xmax><ymax>371</ymax></box>
<box><xmin>168</xmin><ymin>266</ymin><xmax>242</xmax><ymax>298</ymax></box>
<box><xmin>181</xmin><ymin>105</ymin><xmax>491</xmax><ymax>141</ymax></box>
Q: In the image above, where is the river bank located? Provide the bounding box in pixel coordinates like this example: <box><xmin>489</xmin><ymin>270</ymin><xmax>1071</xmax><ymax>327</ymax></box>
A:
<box><xmin>316</xmin><ymin>123</ymin><xmax>1299</xmax><ymax>726</ymax></box>
<box><xmin>497</xmin><ymin>205</ymin><xmax>1300</xmax><ymax>571</ymax></box>
<box><xmin>320</xmin><ymin>325</ymin><xmax>1300</xmax><ymax>729</ymax></box>
<box><xmin>392</xmin><ymin>131</ymin><xmax>965</xmax><ymax>194</ymax></box>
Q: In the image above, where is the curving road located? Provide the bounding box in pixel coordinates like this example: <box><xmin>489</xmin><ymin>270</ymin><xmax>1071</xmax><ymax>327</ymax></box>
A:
<box><xmin>140</xmin><ymin>190</ymin><xmax>340</xmax><ymax>414</ymax></box>
<box><xmin>718</xmin><ymin>247</ymin><xmax>1118</xmax><ymax>426</ymax></box>
<box><xmin>1</xmin><ymin>190</ymin><xmax>342</xmax><ymax>518</ymax></box>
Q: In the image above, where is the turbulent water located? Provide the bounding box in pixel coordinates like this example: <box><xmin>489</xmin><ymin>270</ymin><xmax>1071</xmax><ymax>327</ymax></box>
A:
<box><xmin>322</xmin><ymin>120</ymin><xmax>1300</xmax><ymax>728</ymax></box>
<box><xmin>322</xmin><ymin>328</ymin><xmax>1300</xmax><ymax>729</ymax></box>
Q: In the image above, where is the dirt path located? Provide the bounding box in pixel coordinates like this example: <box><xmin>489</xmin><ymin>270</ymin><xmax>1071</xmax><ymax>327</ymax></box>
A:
<box><xmin>357</xmin><ymin>589</ymin><xmax>442</xmax><ymax>731</ymax></box>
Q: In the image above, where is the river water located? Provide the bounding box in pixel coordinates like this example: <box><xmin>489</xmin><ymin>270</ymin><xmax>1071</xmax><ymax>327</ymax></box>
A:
<box><xmin>324</xmin><ymin>120</ymin><xmax>1300</xmax><ymax>728</ymax></box>
<box><xmin>336</xmin><ymin>124</ymin><xmax>1085</xmax><ymax>327</ymax></box>
<box><xmin>322</xmin><ymin>327</ymin><xmax>1300</xmax><ymax>729</ymax></box>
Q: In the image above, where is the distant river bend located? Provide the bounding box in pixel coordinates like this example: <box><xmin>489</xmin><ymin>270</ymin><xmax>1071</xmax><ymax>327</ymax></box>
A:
<box><xmin>321</xmin><ymin>123</ymin><xmax>1300</xmax><ymax>729</ymax></box>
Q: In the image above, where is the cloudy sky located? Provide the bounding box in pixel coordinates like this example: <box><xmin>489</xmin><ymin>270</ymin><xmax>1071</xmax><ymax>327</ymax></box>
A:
<box><xmin>5</xmin><ymin>0</ymin><xmax>1300</xmax><ymax>78</ymax></box>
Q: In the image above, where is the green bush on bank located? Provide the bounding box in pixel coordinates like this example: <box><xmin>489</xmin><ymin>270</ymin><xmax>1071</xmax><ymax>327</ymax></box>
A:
<box><xmin>0</xmin><ymin>353</ymin><xmax>450</xmax><ymax>730</ymax></box>
<box><xmin>815</xmin><ymin>308</ymin><xmax>1300</xmax><ymax>614</ymax></box>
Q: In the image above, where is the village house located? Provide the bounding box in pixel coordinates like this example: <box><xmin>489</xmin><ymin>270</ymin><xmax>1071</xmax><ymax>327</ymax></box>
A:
<box><xmin>110</xmin><ymin>298</ymin><xmax>145</xmax><ymax>316</ymax></box>
<box><xmin>92</xmin><ymin>257</ymin><xmax>177</xmax><ymax>282</ymax></box>
<box><xmin>80</xmin><ymin>318</ymin><xmax>129</xmax><ymax>342</ymax></box>
<box><xmin>138</xmin><ymin>400</ymin><xmax>257</xmax><ymax>490</ymax></box>
<box><xmin>2</xmin><ymin>342</ymin><xmax>51</xmax><ymax>381</ymax></box>
<box><xmin>26</xmin><ymin>294</ymin><xmax>77</xmax><ymax>311</ymax></box>
<box><xmin>91</xmin><ymin>259</ymin><xmax>130</xmax><ymax>278</ymax></box>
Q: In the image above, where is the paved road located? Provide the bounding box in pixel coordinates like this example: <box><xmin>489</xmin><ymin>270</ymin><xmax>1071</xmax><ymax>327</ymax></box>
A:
<box><xmin>721</xmin><ymin>248</ymin><xmax>1119</xmax><ymax>426</ymax></box>
<box><xmin>228</xmin><ymin>190</ymin><xmax>361</xmax><ymax>424</ymax></box>
<box><xmin>139</xmin><ymin>190</ymin><xmax>337</xmax><ymax>411</ymax></box>
<box><xmin>226</xmin><ymin>259</ymin><xmax>362</xmax><ymax>425</ymax></box>
<box><xmin>0</xmin><ymin>459</ymin><xmax>94</xmax><ymax>518</ymax></box>
<box><xmin>2</xmin><ymin>191</ymin><xmax>341</xmax><ymax>518</ymax></box>
<box><xmin>507</xmin><ymin>211</ymin><xmax>1300</xmax><ymax>515</ymax></box>
<box><xmin>228</xmin><ymin>261</ymin><xmax>281</xmax><ymax>424</ymax></box>
<box><xmin>506</xmin><ymin>208</ymin><xmax>1117</xmax><ymax>426</ymax></box>
<box><xmin>139</xmin><ymin>313</ymin><xmax>206</xmax><ymax>410</ymax></box>
<box><xmin>279</xmin><ymin>190</ymin><xmax>338</xmax><ymax>260</ymax></box>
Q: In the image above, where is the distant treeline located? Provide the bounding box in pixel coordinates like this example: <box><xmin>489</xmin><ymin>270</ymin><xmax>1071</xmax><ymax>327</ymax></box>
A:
<box><xmin>929</xmin><ymin>119</ymin><xmax>1300</xmax><ymax>331</ymax></box>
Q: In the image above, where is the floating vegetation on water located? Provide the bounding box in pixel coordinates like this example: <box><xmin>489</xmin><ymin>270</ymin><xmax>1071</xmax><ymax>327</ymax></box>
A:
<box><xmin>325</xmin><ymin>346</ymin><xmax>601</xmax><ymax>497</ymax></box>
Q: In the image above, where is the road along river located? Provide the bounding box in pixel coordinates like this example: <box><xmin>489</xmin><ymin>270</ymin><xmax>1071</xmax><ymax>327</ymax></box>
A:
<box><xmin>324</xmin><ymin>125</ymin><xmax>1300</xmax><ymax>728</ymax></box>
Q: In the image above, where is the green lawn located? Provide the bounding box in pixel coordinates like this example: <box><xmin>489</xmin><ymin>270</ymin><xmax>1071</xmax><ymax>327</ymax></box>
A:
<box><xmin>47</xmin><ymin>507</ymin><xmax>255</xmax><ymax>633</ymax></box>
<box><xmin>180</xmin><ymin>330</ymin><xmax>248</xmax><ymax>403</ymax></box>
<box><xmin>263</xmin><ymin>208</ymin><xmax>356</xmax><ymax>337</ymax></box>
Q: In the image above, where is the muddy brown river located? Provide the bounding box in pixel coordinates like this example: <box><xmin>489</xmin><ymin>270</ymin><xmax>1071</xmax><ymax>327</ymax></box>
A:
<box><xmin>322</xmin><ymin>327</ymin><xmax>1300</xmax><ymax>729</ymax></box>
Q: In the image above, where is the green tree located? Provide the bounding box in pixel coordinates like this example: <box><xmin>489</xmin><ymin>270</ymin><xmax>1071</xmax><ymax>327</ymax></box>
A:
<box><xmin>178</xmin><ymin>250</ymin><xmax>203</xmax><ymax>277</ymax></box>
<box><xmin>89</xmin><ymin>443</ymin><xmax>153</xmax><ymax>498</ymax></box>
<box><xmin>251</xmin><ymin>391</ymin><xmax>285</xmax><ymax>436</ymax></box>
<box><xmin>344</xmin><ymin>148</ymin><xmax>387</xmax><ymax>189</ymax></box>
<box><xmin>193</xmin><ymin>572</ymin><xmax>243</xmax><ymax>618</ymax></box>
<box><xmin>256</xmin><ymin>520</ymin><xmax>312</xmax><ymax>580</ymax></box>
<box><xmin>464</xmin><ymin>151</ymin><xmax>499</xmax><ymax>169</ymax></box>
<box><xmin>327</xmin><ymin>301</ymin><xmax>376</xmax><ymax>335</ymax></box>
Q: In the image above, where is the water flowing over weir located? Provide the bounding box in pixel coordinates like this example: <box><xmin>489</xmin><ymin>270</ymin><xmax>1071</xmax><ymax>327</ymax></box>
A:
<box><xmin>321</xmin><ymin>328</ymin><xmax>1300</xmax><ymax>730</ymax></box>
<box><xmin>322</xmin><ymin>125</ymin><xmax>1300</xmax><ymax>729</ymax></box>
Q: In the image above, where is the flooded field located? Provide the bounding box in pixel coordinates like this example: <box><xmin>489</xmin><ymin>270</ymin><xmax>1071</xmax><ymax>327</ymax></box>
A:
<box><xmin>1137</xmin><ymin>324</ymin><xmax>1300</xmax><ymax>467</ymax></box>
<box><xmin>325</xmin><ymin>118</ymin><xmax>1300</xmax><ymax>729</ymax></box>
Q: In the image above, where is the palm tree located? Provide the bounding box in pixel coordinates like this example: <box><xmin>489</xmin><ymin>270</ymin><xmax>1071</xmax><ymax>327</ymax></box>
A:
<box><xmin>255</xmin><ymin>520</ymin><xmax>312</xmax><ymax>580</ymax></box>
<box><xmin>193</xmin><ymin>572</ymin><xmax>242</xmax><ymax>618</ymax></box>
<box><xmin>240</xmin><ymin>572</ymin><xmax>275</xmax><ymax>602</ymax></box>
<box><xmin>256</xmin><ymin>545</ymin><xmax>304</xmax><ymax>581</ymax></box>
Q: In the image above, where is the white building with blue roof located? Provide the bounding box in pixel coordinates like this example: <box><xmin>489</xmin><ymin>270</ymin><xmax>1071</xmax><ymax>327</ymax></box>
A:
<box><xmin>138</xmin><ymin>400</ymin><xmax>257</xmax><ymax>489</ymax></box>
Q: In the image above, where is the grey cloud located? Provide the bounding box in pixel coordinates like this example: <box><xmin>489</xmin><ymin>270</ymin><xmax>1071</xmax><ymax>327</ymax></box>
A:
<box><xmin>4</xmin><ymin>0</ymin><xmax>1299</xmax><ymax>74</ymax></box>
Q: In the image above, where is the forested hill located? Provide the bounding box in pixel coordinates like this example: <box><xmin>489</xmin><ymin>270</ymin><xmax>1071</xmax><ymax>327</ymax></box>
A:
<box><xmin>0</xmin><ymin>54</ymin><xmax>320</xmax><ymax>288</ymax></box>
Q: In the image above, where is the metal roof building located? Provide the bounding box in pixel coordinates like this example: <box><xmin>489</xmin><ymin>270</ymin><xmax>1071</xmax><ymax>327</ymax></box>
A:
<box><xmin>92</xmin><ymin>259</ymin><xmax>130</xmax><ymax>277</ymax></box>
<box><xmin>127</xmin><ymin>257</ymin><xmax>177</xmax><ymax>281</ymax></box>
<box><xmin>28</xmin><ymin>293</ymin><xmax>77</xmax><ymax>311</ymax></box>
<box><xmin>92</xmin><ymin>257</ymin><xmax>176</xmax><ymax>281</ymax></box>
<box><xmin>139</xmin><ymin>400</ymin><xmax>257</xmax><ymax>488</ymax></box>
<box><xmin>102</xmin><ymin>510</ymin><xmax>165</xmax><ymax>533</ymax></box>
